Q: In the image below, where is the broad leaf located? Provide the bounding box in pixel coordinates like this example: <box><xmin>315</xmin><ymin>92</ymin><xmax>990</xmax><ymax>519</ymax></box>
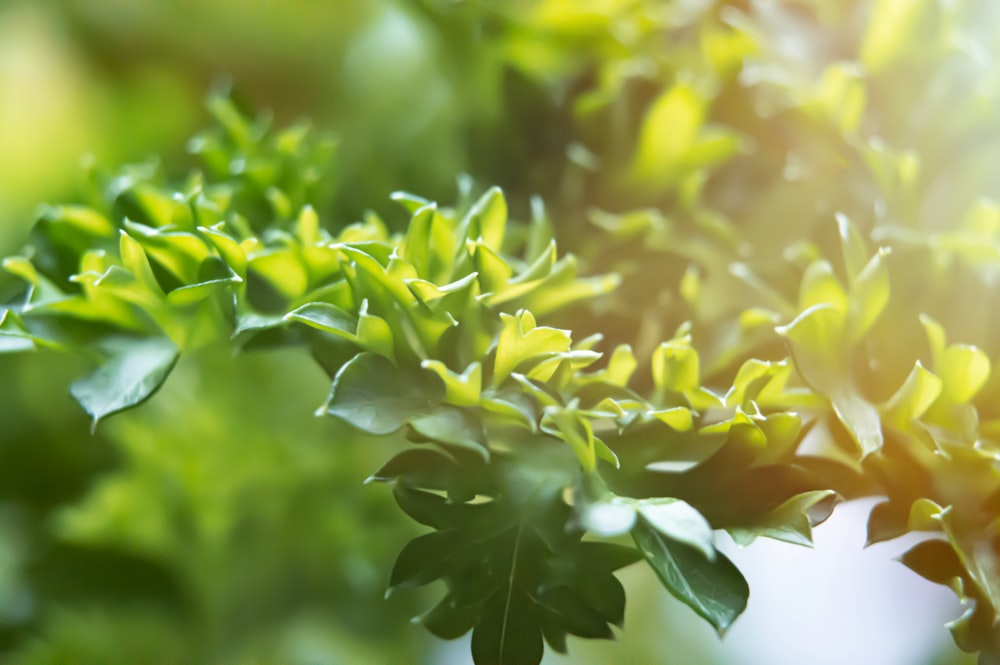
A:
<box><xmin>636</xmin><ymin>498</ymin><xmax>716</xmax><ymax>560</ymax></box>
<box><xmin>323</xmin><ymin>352</ymin><xmax>442</xmax><ymax>435</ymax></box>
<box><xmin>70</xmin><ymin>337</ymin><xmax>179</xmax><ymax>432</ymax></box>
<box><xmin>472</xmin><ymin>587</ymin><xmax>544</xmax><ymax>665</ymax></box>
<box><xmin>633</xmin><ymin>518</ymin><xmax>748</xmax><ymax>635</ymax></box>
<box><xmin>408</xmin><ymin>406</ymin><xmax>489</xmax><ymax>460</ymax></box>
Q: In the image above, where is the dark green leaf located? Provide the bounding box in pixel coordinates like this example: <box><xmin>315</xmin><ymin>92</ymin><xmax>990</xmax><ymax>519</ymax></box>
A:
<box><xmin>388</xmin><ymin>532</ymin><xmax>459</xmax><ymax>592</ymax></box>
<box><xmin>536</xmin><ymin>587</ymin><xmax>613</xmax><ymax>639</ymax></box>
<box><xmin>393</xmin><ymin>486</ymin><xmax>451</xmax><ymax>529</ymax></box>
<box><xmin>577</xmin><ymin>542</ymin><xmax>643</xmax><ymax>573</ymax></box>
<box><xmin>577</xmin><ymin>571</ymin><xmax>627</xmax><ymax>627</ymax></box>
<box><xmin>898</xmin><ymin>539</ymin><xmax>965</xmax><ymax>586</ymax></box>
<box><xmin>419</xmin><ymin>594</ymin><xmax>480</xmax><ymax>640</ymax></box>
<box><xmin>471</xmin><ymin>589</ymin><xmax>543</xmax><ymax>665</ymax></box>
<box><xmin>367</xmin><ymin>448</ymin><xmax>456</xmax><ymax>489</ymax></box>
<box><xmin>866</xmin><ymin>500</ymin><xmax>909</xmax><ymax>546</ymax></box>
<box><xmin>633</xmin><ymin>518</ymin><xmax>748</xmax><ymax>635</ymax></box>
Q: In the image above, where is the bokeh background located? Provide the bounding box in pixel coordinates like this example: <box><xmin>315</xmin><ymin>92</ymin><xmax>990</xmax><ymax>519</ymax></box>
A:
<box><xmin>1</xmin><ymin>0</ymin><xmax>994</xmax><ymax>662</ymax></box>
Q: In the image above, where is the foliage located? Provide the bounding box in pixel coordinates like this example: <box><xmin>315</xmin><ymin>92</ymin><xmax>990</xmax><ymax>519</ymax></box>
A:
<box><xmin>5</xmin><ymin>1</ymin><xmax>1000</xmax><ymax>664</ymax></box>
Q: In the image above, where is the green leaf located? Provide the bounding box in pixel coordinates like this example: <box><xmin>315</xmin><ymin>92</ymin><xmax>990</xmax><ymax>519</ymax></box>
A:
<box><xmin>0</xmin><ymin>309</ymin><xmax>43</xmax><ymax>352</ymax></box>
<box><xmin>400</xmin><ymin>204</ymin><xmax>437</xmax><ymax>278</ymax></box>
<box><xmin>493</xmin><ymin>310</ymin><xmax>571</xmax><ymax>387</ymax></box>
<box><xmin>37</xmin><ymin>203</ymin><xmax>115</xmax><ymax>238</ymax></box>
<box><xmin>866</xmin><ymin>499</ymin><xmax>947</xmax><ymax>547</ymax></box>
<box><xmin>541</xmin><ymin>406</ymin><xmax>597</xmax><ymax>472</ymax></box>
<box><xmin>251</xmin><ymin>252</ymin><xmax>311</xmax><ymax>304</ymax></box>
<box><xmin>649</xmin><ymin>407</ymin><xmax>694</xmax><ymax>431</ymax></box>
<box><xmin>70</xmin><ymin>337</ymin><xmax>179</xmax><ymax>432</ymax></box>
<box><xmin>866</xmin><ymin>500</ymin><xmax>909</xmax><ymax>546</ymax></box>
<box><xmin>831</xmin><ymin>388</ymin><xmax>884</xmax><ymax>458</ymax></box>
<box><xmin>579</xmin><ymin>499</ymin><xmax>636</xmax><ymax>537</ymax></box>
<box><xmin>576</xmin><ymin>571</ymin><xmax>627</xmax><ymax>628</ymax></box>
<box><xmin>408</xmin><ymin>406</ymin><xmax>489</xmax><ymax>460</ymax></box>
<box><xmin>535</xmin><ymin>587</ymin><xmax>612</xmax><ymax>640</ymax></box>
<box><xmin>897</xmin><ymin>539</ymin><xmax>965</xmax><ymax>587</ymax></box>
<box><xmin>633</xmin><ymin>518</ymin><xmax>748</xmax><ymax>635</ymax></box>
<box><xmin>367</xmin><ymin>449</ymin><xmax>456</xmax><ymax>490</ymax></box>
<box><xmin>466</xmin><ymin>186</ymin><xmax>508</xmax><ymax>251</ymax></box>
<box><xmin>652</xmin><ymin>339</ymin><xmax>700</xmax><ymax>394</ymax></box>
<box><xmin>881</xmin><ymin>361</ymin><xmax>943</xmax><ymax>426</ymax></box>
<box><xmin>729</xmin><ymin>490</ymin><xmax>840</xmax><ymax>547</ymax></box>
<box><xmin>798</xmin><ymin>260</ymin><xmax>847</xmax><ymax>314</ymax></box>
<box><xmin>636</xmin><ymin>498</ymin><xmax>716</xmax><ymax>560</ymax></box>
<box><xmin>836</xmin><ymin>212</ymin><xmax>869</xmax><ymax>282</ymax></box>
<box><xmin>939</xmin><ymin>344</ymin><xmax>991</xmax><ymax>404</ymax></box>
<box><xmin>198</xmin><ymin>223</ymin><xmax>247</xmax><ymax>277</ymax></box>
<box><xmin>630</xmin><ymin>82</ymin><xmax>707</xmax><ymax>184</ymax></box>
<box><xmin>471</xmin><ymin>588</ymin><xmax>543</xmax><ymax>665</ymax></box>
<box><xmin>777</xmin><ymin>304</ymin><xmax>846</xmax><ymax>394</ymax></box>
<box><xmin>389</xmin><ymin>532</ymin><xmax>458</xmax><ymax>591</ymax></box>
<box><xmin>322</xmin><ymin>352</ymin><xmax>442</xmax><ymax>435</ymax></box>
<box><xmin>419</xmin><ymin>594</ymin><xmax>479</xmax><ymax>640</ymax></box>
<box><xmin>421</xmin><ymin>360</ymin><xmax>482</xmax><ymax>406</ymax></box>
<box><xmin>846</xmin><ymin>248</ymin><xmax>891</xmax><ymax>342</ymax></box>
<box><xmin>284</xmin><ymin>302</ymin><xmax>357</xmax><ymax>336</ymax></box>
<box><xmin>861</xmin><ymin>0</ymin><xmax>935</xmax><ymax>72</ymax></box>
<box><xmin>356</xmin><ymin>300</ymin><xmax>396</xmax><ymax>360</ymax></box>
<box><xmin>390</xmin><ymin>190</ymin><xmax>433</xmax><ymax>214</ymax></box>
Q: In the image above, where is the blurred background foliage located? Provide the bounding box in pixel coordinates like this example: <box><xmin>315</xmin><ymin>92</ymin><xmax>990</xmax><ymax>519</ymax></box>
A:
<box><xmin>2</xmin><ymin>0</ymin><xmax>999</xmax><ymax>662</ymax></box>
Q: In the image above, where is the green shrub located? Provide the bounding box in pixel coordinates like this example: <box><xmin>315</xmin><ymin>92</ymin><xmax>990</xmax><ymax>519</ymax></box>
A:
<box><xmin>5</xmin><ymin>1</ymin><xmax>1000</xmax><ymax>664</ymax></box>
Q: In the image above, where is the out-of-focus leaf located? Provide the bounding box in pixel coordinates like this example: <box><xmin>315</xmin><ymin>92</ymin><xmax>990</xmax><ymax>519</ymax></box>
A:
<box><xmin>939</xmin><ymin>344</ymin><xmax>990</xmax><ymax>404</ymax></box>
<box><xmin>70</xmin><ymin>337</ymin><xmax>179</xmax><ymax>432</ymax></box>
<box><xmin>846</xmin><ymin>248</ymin><xmax>890</xmax><ymax>342</ymax></box>
<box><xmin>882</xmin><ymin>361</ymin><xmax>943</xmax><ymax>426</ymax></box>
<box><xmin>776</xmin><ymin>304</ymin><xmax>845</xmax><ymax>394</ymax></box>
<box><xmin>831</xmin><ymin>388</ymin><xmax>883</xmax><ymax>458</ymax></box>
<box><xmin>652</xmin><ymin>338</ymin><xmax>700</xmax><ymax>394</ymax></box>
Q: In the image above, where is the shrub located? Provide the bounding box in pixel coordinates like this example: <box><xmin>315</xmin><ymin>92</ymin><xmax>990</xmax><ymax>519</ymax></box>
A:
<box><xmin>4</xmin><ymin>1</ymin><xmax>1000</xmax><ymax>664</ymax></box>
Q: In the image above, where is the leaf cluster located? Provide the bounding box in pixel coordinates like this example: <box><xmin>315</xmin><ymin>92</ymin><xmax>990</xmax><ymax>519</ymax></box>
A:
<box><xmin>7</xmin><ymin>1</ymin><xmax>1000</xmax><ymax>664</ymax></box>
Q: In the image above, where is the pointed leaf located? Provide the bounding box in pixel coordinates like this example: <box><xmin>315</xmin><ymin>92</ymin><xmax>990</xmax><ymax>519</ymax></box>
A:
<box><xmin>493</xmin><ymin>310</ymin><xmax>571</xmax><ymax>386</ymax></box>
<box><xmin>636</xmin><ymin>498</ymin><xmax>716</xmax><ymax>560</ymax></box>
<box><xmin>776</xmin><ymin>304</ymin><xmax>846</xmax><ymax>393</ymax></box>
<box><xmin>940</xmin><ymin>344</ymin><xmax>990</xmax><ymax>404</ymax></box>
<box><xmin>70</xmin><ymin>337</ymin><xmax>179</xmax><ymax>431</ymax></box>
<box><xmin>847</xmin><ymin>248</ymin><xmax>891</xmax><ymax>342</ymax></box>
<box><xmin>633</xmin><ymin>519</ymin><xmax>748</xmax><ymax>635</ymax></box>
<box><xmin>419</xmin><ymin>594</ymin><xmax>479</xmax><ymax>640</ymax></box>
<box><xmin>652</xmin><ymin>340</ymin><xmax>700</xmax><ymax>394</ymax></box>
<box><xmin>730</xmin><ymin>490</ymin><xmax>840</xmax><ymax>547</ymax></box>
<box><xmin>882</xmin><ymin>361</ymin><xmax>943</xmax><ymax>426</ymax></box>
<box><xmin>832</xmin><ymin>388</ymin><xmax>884</xmax><ymax>457</ymax></box>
